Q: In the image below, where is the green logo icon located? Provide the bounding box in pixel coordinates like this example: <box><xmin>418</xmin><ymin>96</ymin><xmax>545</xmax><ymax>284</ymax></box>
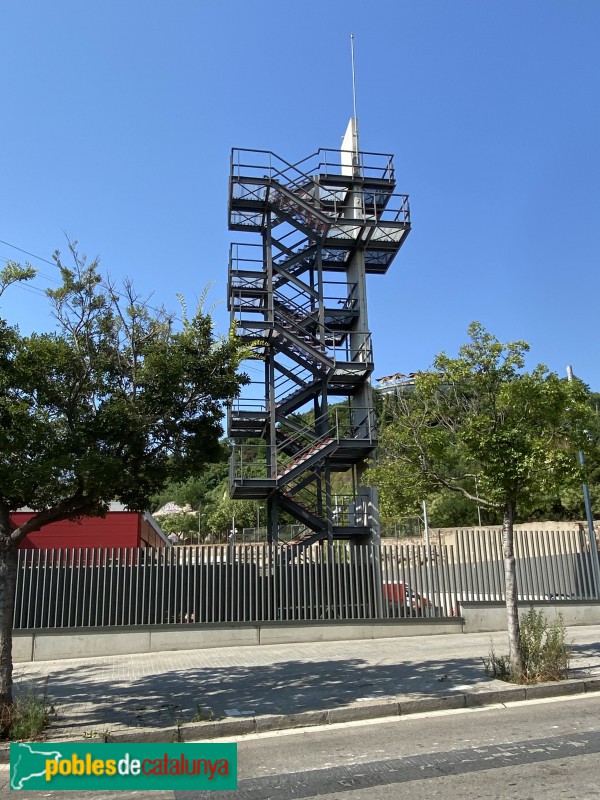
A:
<box><xmin>10</xmin><ymin>742</ymin><xmax>237</xmax><ymax>791</ymax></box>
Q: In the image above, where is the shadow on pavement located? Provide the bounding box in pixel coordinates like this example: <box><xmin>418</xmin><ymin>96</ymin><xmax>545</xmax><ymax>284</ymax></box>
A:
<box><xmin>18</xmin><ymin>654</ymin><xmax>491</xmax><ymax>734</ymax></box>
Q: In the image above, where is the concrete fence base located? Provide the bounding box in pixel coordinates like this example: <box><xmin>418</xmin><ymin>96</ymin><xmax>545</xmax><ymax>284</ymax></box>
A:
<box><xmin>460</xmin><ymin>601</ymin><xmax>600</xmax><ymax>633</ymax></box>
<box><xmin>12</xmin><ymin>602</ymin><xmax>600</xmax><ymax>662</ymax></box>
<box><xmin>13</xmin><ymin>618</ymin><xmax>462</xmax><ymax>662</ymax></box>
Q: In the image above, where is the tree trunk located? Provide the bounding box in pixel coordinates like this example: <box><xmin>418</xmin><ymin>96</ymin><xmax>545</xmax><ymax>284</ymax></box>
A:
<box><xmin>502</xmin><ymin>503</ymin><xmax>525</xmax><ymax>677</ymax></box>
<box><xmin>0</xmin><ymin>540</ymin><xmax>18</xmax><ymax>709</ymax></box>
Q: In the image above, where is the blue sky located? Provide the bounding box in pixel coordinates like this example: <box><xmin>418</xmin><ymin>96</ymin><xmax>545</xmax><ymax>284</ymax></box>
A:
<box><xmin>1</xmin><ymin>1</ymin><xmax>599</xmax><ymax>388</ymax></box>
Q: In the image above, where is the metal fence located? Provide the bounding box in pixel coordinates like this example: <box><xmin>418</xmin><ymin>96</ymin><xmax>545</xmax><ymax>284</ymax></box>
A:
<box><xmin>13</xmin><ymin>530</ymin><xmax>599</xmax><ymax>630</ymax></box>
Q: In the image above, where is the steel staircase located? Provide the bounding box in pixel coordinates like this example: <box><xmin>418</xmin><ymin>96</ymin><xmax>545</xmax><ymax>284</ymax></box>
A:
<box><xmin>227</xmin><ymin>143</ymin><xmax>410</xmax><ymax>547</ymax></box>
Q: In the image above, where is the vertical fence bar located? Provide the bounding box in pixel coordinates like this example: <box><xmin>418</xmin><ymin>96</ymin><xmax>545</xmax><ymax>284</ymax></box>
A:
<box><xmin>223</xmin><ymin>544</ymin><xmax>228</xmax><ymax>623</ymax></box>
<box><xmin>46</xmin><ymin>548</ymin><xmax>56</xmax><ymax>628</ymax></box>
<box><xmin>455</xmin><ymin>532</ymin><xmax>464</xmax><ymax>605</ymax></box>
<box><xmin>581</xmin><ymin>527</ymin><xmax>594</xmax><ymax>599</ymax></box>
<box><xmin>481</xmin><ymin>533</ymin><xmax>493</xmax><ymax>603</ymax></box>
<box><xmin>563</xmin><ymin>530</ymin><xmax>575</xmax><ymax>599</ymax></box>
<box><xmin>539</xmin><ymin>531</ymin><xmax>552</xmax><ymax>598</ymax></box>
<box><xmin>522</xmin><ymin>531</ymin><xmax>535</xmax><ymax>601</ymax></box>
<box><xmin>38</xmin><ymin>549</ymin><xmax>48</xmax><ymax>628</ymax></box>
<box><xmin>54</xmin><ymin>550</ymin><xmax>62</xmax><ymax>628</ymax></box>
<box><xmin>25</xmin><ymin>550</ymin><xmax>33</xmax><ymax>629</ymax></box>
<box><xmin>478</xmin><ymin>530</ymin><xmax>493</xmax><ymax>601</ymax></box>
<box><xmin>14</xmin><ymin>551</ymin><xmax>22</xmax><ymax>629</ymax></box>
<box><xmin>470</xmin><ymin>530</ymin><xmax>485</xmax><ymax>602</ymax></box>
<box><xmin>536</xmin><ymin>529</ymin><xmax>548</xmax><ymax>600</ymax></box>
<box><xmin>141</xmin><ymin>548</ymin><xmax>148</xmax><ymax>625</ymax></box>
<box><xmin>79</xmin><ymin>548</ymin><xmax>88</xmax><ymax>627</ymax></box>
<box><xmin>386</xmin><ymin>544</ymin><xmax>395</xmax><ymax>619</ymax></box>
<box><xmin>401</xmin><ymin>546</ymin><xmax>409</xmax><ymax>618</ymax></box>
<box><xmin>177</xmin><ymin>548</ymin><xmax>183</xmax><ymax>623</ymax></box>
<box><xmin>204</xmin><ymin>547</ymin><xmax>210</xmax><ymax>624</ymax></box>
<box><xmin>413</xmin><ymin>544</ymin><xmax>422</xmax><ymax>618</ymax></box>
<box><xmin>12</xmin><ymin>551</ymin><xmax>20</xmax><ymax>630</ymax></box>
<box><xmin>115</xmin><ymin>548</ymin><xmax>123</xmax><ymax>627</ymax></box>
<box><xmin>405</xmin><ymin>546</ymin><xmax>414</xmax><ymax>618</ymax></box>
<box><xmin>390</xmin><ymin>544</ymin><xmax>397</xmax><ymax>616</ymax></box>
<box><xmin>432</xmin><ymin>547</ymin><xmax>442</xmax><ymax>617</ymax></box>
<box><xmin>382</xmin><ymin>546</ymin><xmax>391</xmax><ymax>619</ymax></box>
<box><xmin>551</xmin><ymin>531</ymin><xmax>574</xmax><ymax>600</ymax></box>
<box><xmin>363</xmin><ymin>546</ymin><xmax>371</xmax><ymax>619</ymax></box>
<box><xmin>467</xmin><ymin>531</ymin><xmax>478</xmax><ymax>602</ymax></box>
<box><xmin>545</xmin><ymin>531</ymin><xmax>558</xmax><ymax>599</ymax></box>
<box><xmin>70</xmin><ymin>548</ymin><xmax>78</xmax><ymax>628</ymax></box>
<box><xmin>515</xmin><ymin>531</ymin><xmax>525</xmax><ymax>601</ymax></box>
<box><xmin>531</xmin><ymin>530</ymin><xmax>545</xmax><ymax>599</ymax></box>
<box><xmin>194</xmin><ymin>546</ymin><xmax>200</xmax><ymax>624</ymax></box>
<box><xmin>23</xmin><ymin>551</ymin><xmax>30</xmax><ymax>629</ymax></box>
<box><xmin>30</xmin><ymin>551</ymin><xmax>38</xmax><ymax>628</ymax></box>
<box><xmin>184</xmin><ymin>547</ymin><xmax>190</xmax><ymax>623</ymax></box>
<box><xmin>199</xmin><ymin>547</ymin><xmax>205</xmax><ymax>624</ymax></box>
<box><xmin>572</xmin><ymin>528</ymin><xmax>584</xmax><ymax>599</ymax></box>
<box><xmin>265</xmin><ymin>544</ymin><xmax>271</xmax><ymax>622</ymax></box>
<box><xmin>256</xmin><ymin>545</ymin><xmax>262</xmax><ymax>623</ymax></box>
<box><xmin>562</xmin><ymin>530</ymin><xmax>575</xmax><ymax>598</ymax></box>
<box><xmin>450</xmin><ymin>543</ymin><xmax>461</xmax><ymax>612</ymax></box>
<box><xmin>161</xmin><ymin>547</ymin><xmax>166</xmax><ymax>624</ymax></box>
<box><xmin>441</xmin><ymin>545</ymin><xmax>452</xmax><ymax>616</ymax></box>
<box><xmin>334</xmin><ymin>544</ymin><xmax>341</xmax><ymax>620</ymax></box>
<box><xmin>359</xmin><ymin>545</ymin><xmax>367</xmax><ymax>619</ymax></box>
<box><xmin>241</xmin><ymin>544</ymin><xmax>246</xmax><ymax>623</ymax></box>
<box><xmin>276</xmin><ymin>547</ymin><xmax>283</xmax><ymax>622</ymax></box>
<box><xmin>155</xmin><ymin>548</ymin><xmax>161</xmax><ymax>625</ymax></box>
<box><xmin>416</xmin><ymin>544</ymin><xmax>427</xmax><ymax>618</ymax></box>
<box><xmin>289</xmin><ymin>546</ymin><xmax>296</xmax><ymax>621</ymax></box>
<box><xmin>346</xmin><ymin>545</ymin><xmax>354</xmax><ymax>620</ymax></box>
<box><xmin>550</xmin><ymin>530</ymin><xmax>564</xmax><ymax>599</ymax></box>
<box><xmin>169</xmin><ymin>546</ymin><xmax>176</xmax><ymax>624</ymax></box>
<box><xmin>91</xmin><ymin>549</ymin><xmax>98</xmax><ymax>627</ymax></box>
<box><xmin>579</xmin><ymin>531</ymin><xmax>596</xmax><ymax>600</ymax></box>
<box><xmin>576</xmin><ymin>528</ymin><xmax>592</xmax><ymax>599</ymax></box>
<box><xmin>545</xmin><ymin>530</ymin><xmax>557</xmax><ymax>598</ymax></box>
<box><xmin>134</xmin><ymin>547</ymin><xmax>142</xmax><ymax>625</ymax></box>
<box><xmin>494</xmin><ymin>530</ymin><xmax>504</xmax><ymax>601</ymax></box>
<box><xmin>107</xmin><ymin>548</ymin><xmax>115</xmax><ymax>626</ymax></box>
<box><xmin>341</xmin><ymin>544</ymin><xmax>348</xmax><ymax>620</ymax></box>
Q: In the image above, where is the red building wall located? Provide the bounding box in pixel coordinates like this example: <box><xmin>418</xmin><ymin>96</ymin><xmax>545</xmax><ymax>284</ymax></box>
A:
<box><xmin>140</xmin><ymin>517</ymin><xmax>167</xmax><ymax>548</ymax></box>
<box><xmin>14</xmin><ymin>512</ymin><xmax>144</xmax><ymax>550</ymax></box>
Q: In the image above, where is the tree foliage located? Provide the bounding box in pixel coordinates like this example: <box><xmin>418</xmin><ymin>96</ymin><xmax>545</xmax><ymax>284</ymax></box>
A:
<box><xmin>0</xmin><ymin>244</ymin><xmax>247</xmax><ymax>708</ymax></box>
<box><xmin>369</xmin><ymin>323</ymin><xmax>593</xmax><ymax>520</ymax></box>
<box><xmin>367</xmin><ymin>322</ymin><xmax>595</xmax><ymax>675</ymax></box>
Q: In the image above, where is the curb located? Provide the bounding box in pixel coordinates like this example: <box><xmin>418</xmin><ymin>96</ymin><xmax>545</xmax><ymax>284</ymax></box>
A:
<box><xmin>1</xmin><ymin>678</ymin><xmax>599</xmax><ymax>763</ymax></box>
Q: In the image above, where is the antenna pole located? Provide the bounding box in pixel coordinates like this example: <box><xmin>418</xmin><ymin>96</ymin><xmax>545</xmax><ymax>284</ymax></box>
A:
<box><xmin>350</xmin><ymin>33</ymin><xmax>358</xmax><ymax>123</ymax></box>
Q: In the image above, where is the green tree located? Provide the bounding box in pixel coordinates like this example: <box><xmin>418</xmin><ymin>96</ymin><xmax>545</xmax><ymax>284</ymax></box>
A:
<box><xmin>158</xmin><ymin>512</ymin><xmax>201</xmax><ymax>542</ymax></box>
<box><xmin>0</xmin><ymin>245</ymin><xmax>247</xmax><ymax>712</ymax></box>
<box><xmin>151</xmin><ymin>458</ymin><xmax>229</xmax><ymax>516</ymax></box>
<box><xmin>367</xmin><ymin>323</ymin><xmax>594</xmax><ymax>676</ymax></box>
<box><xmin>205</xmin><ymin>486</ymin><xmax>258</xmax><ymax>536</ymax></box>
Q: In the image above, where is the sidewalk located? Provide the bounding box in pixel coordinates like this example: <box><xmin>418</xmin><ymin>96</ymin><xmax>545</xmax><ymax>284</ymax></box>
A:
<box><xmin>9</xmin><ymin>625</ymin><xmax>600</xmax><ymax>745</ymax></box>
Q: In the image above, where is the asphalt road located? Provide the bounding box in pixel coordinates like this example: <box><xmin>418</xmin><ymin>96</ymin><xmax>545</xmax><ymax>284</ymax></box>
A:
<box><xmin>4</xmin><ymin>693</ymin><xmax>600</xmax><ymax>799</ymax></box>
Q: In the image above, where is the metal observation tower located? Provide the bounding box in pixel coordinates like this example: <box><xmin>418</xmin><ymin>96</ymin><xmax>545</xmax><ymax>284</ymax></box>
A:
<box><xmin>227</xmin><ymin>119</ymin><xmax>410</xmax><ymax>547</ymax></box>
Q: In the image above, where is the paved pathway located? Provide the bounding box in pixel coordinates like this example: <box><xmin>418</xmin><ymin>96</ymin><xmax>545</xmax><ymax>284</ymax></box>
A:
<box><xmin>12</xmin><ymin>626</ymin><xmax>600</xmax><ymax>739</ymax></box>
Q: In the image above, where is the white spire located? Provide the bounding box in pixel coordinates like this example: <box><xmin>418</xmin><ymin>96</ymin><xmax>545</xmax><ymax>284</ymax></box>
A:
<box><xmin>341</xmin><ymin>34</ymin><xmax>360</xmax><ymax>175</ymax></box>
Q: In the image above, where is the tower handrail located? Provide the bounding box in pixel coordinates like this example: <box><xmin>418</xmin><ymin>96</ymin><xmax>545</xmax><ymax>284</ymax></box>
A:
<box><xmin>231</xmin><ymin>147</ymin><xmax>397</xmax><ymax>185</ymax></box>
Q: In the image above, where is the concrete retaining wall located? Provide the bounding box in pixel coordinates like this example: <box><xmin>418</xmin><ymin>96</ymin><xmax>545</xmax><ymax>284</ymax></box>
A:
<box><xmin>13</xmin><ymin>603</ymin><xmax>600</xmax><ymax>661</ymax></box>
<box><xmin>12</xmin><ymin>618</ymin><xmax>462</xmax><ymax>662</ymax></box>
<box><xmin>461</xmin><ymin>601</ymin><xmax>600</xmax><ymax>633</ymax></box>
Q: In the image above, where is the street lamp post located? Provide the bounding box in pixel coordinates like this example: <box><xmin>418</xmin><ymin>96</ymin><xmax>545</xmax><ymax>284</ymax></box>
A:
<box><xmin>567</xmin><ymin>365</ymin><xmax>600</xmax><ymax>596</ymax></box>
<box><xmin>465</xmin><ymin>473</ymin><xmax>482</xmax><ymax>527</ymax></box>
<box><xmin>256</xmin><ymin>504</ymin><xmax>265</xmax><ymax>540</ymax></box>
